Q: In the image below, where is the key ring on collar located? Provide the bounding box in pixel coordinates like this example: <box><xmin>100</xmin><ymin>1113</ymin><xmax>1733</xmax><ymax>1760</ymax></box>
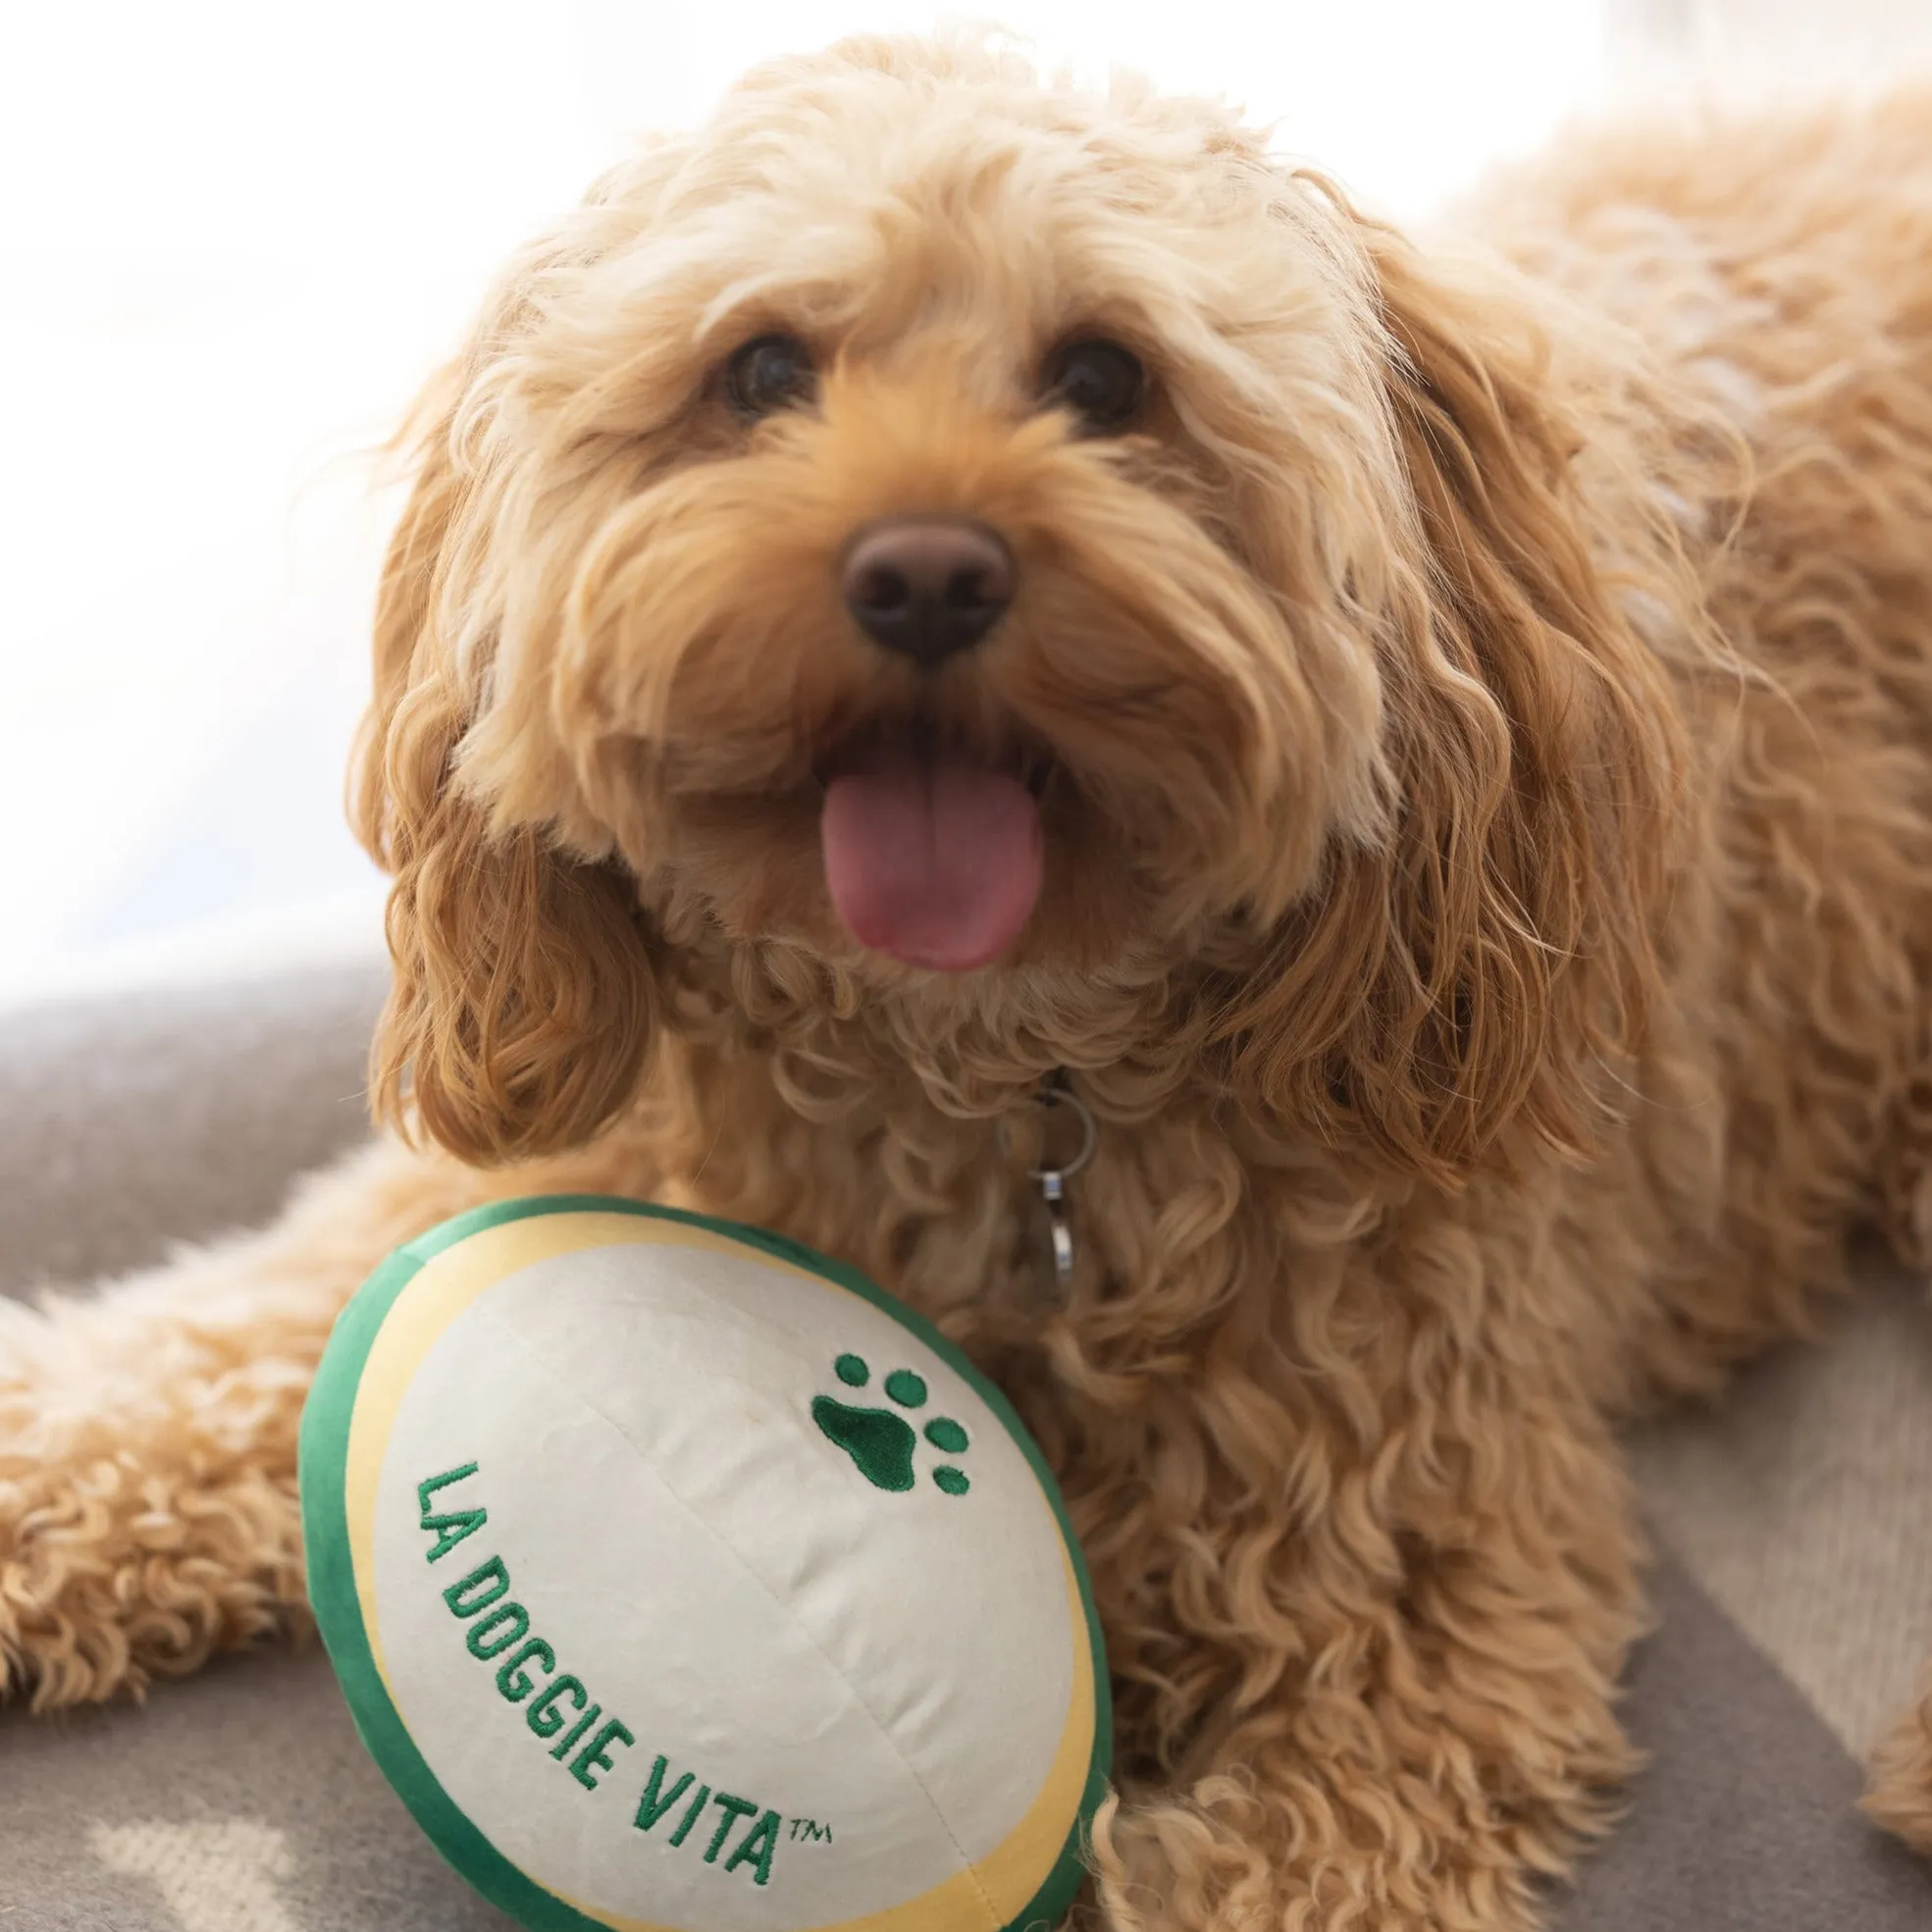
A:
<box><xmin>997</xmin><ymin>1084</ymin><xmax>1097</xmax><ymax>1284</ymax></box>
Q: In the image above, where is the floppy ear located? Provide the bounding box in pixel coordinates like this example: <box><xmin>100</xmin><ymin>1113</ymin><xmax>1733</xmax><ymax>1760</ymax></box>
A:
<box><xmin>1223</xmin><ymin>221</ymin><xmax>1697</xmax><ymax>1182</ymax></box>
<box><xmin>349</xmin><ymin>385</ymin><xmax>659</xmax><ymax>1166</ymax></box>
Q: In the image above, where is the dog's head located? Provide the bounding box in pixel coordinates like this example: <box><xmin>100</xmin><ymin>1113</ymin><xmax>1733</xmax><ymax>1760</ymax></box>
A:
<box><xmin>356</xmin><ymin>34</ymin><xmax>1699</xmax><ymax>1180</ymax></box>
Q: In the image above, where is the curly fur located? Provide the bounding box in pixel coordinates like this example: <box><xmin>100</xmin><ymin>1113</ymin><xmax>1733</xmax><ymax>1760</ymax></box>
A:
<box><xmin>9</xmin><ymin>34</ymin><xmax>1932</xmax><ymax>1930</ymax></box>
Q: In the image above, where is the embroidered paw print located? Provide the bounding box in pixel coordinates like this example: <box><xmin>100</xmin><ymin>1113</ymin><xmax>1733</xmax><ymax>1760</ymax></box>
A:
<box><xmin>811</xmin><ymin>1354</ymin><xmax>970</xmax><ymax>1496</ymax></box>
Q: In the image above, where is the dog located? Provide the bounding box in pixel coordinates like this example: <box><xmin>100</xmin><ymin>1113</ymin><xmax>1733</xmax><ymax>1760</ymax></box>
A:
<box><xmin>7</xmin><ymin>30</ymin><xmax>1932</xmax><ymax>1929</ymax></box>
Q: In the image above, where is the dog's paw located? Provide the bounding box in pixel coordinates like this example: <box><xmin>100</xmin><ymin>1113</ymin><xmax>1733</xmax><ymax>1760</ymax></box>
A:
<box><xmin>0</xmin><ymin>1303</ymin><xmax>312</xmax><ymax>1711</ymax></box>
<box><xmin>0</xmin><ymin>1450</ymin><xmax>308</xmax><ymax>1711</ymax></box>
<box><xmin>1864</xmin><ymin>1684</ymin><xmax>1932</xmax><ymax>1853</ymax></box>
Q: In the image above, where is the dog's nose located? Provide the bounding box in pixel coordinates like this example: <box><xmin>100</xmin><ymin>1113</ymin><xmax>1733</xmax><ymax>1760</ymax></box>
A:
<box><xmin>841</xmin><ymin>516</ymin><xmax>1016</xmax><ymax>666</ymax></box>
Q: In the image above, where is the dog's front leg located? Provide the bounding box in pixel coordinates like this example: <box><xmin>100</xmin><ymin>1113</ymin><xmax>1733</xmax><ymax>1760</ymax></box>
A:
<box><xmin>1088</xmin><ymin>1393</ymin><xmax>1645</xmax><ymax>1932</ymax></box>
<box><xmin>0</xmin><ymin>1130</ymin><xmax>662</xmax><ymax>1710</ymax></box>
<box><xmin>1866</xmin><ymin>1680</ymin><xmax>1932</xmax><ymax>1854</ymax></box>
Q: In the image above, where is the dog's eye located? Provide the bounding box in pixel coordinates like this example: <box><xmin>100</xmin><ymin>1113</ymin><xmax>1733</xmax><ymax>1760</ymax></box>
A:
<box><xmin>1040</xmin><ymin>339</ymin><xmax>1145</xmax><ymax>434</ymax></box>
<box><xmin>724</xmin><ymin>334</ymin><xmax>816</xmax><ymax>418</ymax></box>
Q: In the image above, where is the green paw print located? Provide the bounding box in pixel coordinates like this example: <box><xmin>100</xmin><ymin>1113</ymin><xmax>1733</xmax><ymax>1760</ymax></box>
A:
<box><xmin>811</xmin><ymin>1354</ymin><xmax>969</xmax><ymax>1496</ymax></box>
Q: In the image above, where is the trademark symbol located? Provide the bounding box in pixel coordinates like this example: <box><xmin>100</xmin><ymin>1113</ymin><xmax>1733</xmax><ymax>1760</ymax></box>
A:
<box><xmin>788</xmin><ymin>1818</ymin><xmax>833</xmax><ymax>1844</ymax></box>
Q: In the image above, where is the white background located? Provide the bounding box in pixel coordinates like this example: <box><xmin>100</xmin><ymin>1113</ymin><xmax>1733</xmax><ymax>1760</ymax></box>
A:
<box><xmin>1</xmin><ymin>1</ymin><xmax>1633</xmax><ymax>1003</ymax></box>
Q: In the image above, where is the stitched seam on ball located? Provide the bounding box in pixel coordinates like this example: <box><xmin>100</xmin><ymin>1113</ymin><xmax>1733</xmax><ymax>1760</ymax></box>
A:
<box><xmin>477</xmin><ymin>1305</ymin><xmax>1006</xmax><ymax>1929</ymax></box>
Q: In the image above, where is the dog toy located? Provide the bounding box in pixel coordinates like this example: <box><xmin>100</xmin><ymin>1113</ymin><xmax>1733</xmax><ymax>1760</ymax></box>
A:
<box><xmin>299</xmin><ymin>1195</ymin><xmax>1111</xmax><ymax>1932</ymax></box>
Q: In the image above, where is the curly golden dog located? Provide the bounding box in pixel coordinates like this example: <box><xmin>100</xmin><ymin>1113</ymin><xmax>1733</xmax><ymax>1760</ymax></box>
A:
<box><xmin>8</xmin><ymin>31</ymin><xmax>1932</xmax><ymax>1929</ymax></box>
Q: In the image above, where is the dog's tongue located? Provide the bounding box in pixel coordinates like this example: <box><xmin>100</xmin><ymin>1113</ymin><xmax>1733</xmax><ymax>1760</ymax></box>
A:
<box><xmin>820</xmin><ymin>750</ymin><xmax>1043</xmax><ymax>970</ymax></box>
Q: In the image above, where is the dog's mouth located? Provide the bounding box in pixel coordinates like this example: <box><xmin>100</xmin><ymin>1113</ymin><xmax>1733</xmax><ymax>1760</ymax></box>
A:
<box><xmin>817</xmin><ymin>726</ymin><xmax>1048</xmax><ymax>972</ymax></box>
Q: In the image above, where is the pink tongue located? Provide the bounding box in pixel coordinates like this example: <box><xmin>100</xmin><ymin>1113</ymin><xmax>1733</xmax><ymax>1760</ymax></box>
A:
<box><xmin>820</xmin><ymin>751</ymin><xmax>1043</xmax><ymax>970</ymax></box>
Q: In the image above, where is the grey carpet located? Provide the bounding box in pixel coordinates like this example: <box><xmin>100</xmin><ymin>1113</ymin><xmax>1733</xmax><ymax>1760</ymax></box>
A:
<box><xmin>0</xmin><ymin>964</ymin><xmax>386</xmax><ymax>1298</ymax></box>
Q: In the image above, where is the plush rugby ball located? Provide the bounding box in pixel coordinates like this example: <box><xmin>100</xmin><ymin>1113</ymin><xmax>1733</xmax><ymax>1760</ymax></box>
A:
<box><xmin>299</xmin><ymin>1195</ymin><xmax>1111</xmax><ymax>1932</ymax></box>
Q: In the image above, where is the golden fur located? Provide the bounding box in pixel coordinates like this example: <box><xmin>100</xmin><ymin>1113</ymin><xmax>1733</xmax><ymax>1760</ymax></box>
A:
<box><xmin>9</xmin><ymin>34</ymin><xmax>1932</xmax><ymax>1927</ymax></box>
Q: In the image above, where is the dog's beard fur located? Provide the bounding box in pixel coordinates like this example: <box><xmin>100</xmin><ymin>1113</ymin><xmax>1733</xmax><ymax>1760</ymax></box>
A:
<box><xmin>353</xmin><ymin>31</ymin><xmax>1715</xmax><ymax>1187</ymax></box>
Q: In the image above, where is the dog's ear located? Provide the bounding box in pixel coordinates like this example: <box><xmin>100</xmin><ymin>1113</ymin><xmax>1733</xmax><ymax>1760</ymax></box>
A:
<box><xmin>1224</xmin><ymin>221</ymin><xmax>1697</xmax><ymax>1182</ymax></box>
<box><xmin>350</xmin><ymin>383</ymin><xmax>659</xmax><ymax>1166</ymax></box>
